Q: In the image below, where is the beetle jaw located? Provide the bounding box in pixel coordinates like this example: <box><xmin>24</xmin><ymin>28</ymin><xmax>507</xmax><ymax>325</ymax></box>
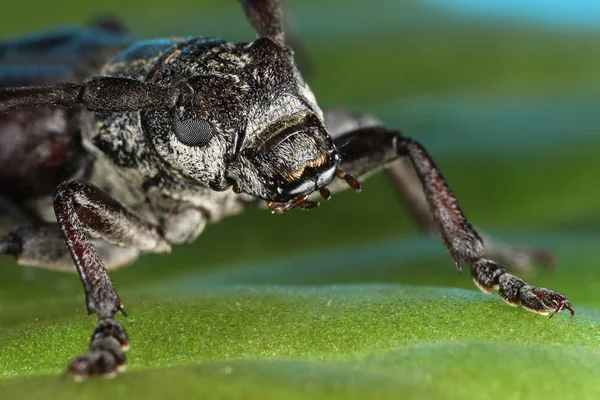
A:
<box><xmin>227</xmin><ymin>142</ymin><xmax>340</xmax><ymax>202</ymax></box>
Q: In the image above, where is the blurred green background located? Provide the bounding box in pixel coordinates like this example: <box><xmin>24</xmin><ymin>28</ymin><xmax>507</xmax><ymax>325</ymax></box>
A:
<box><xmin>2</xmin><ymin>0</ymin><xmax>600</xmax><ymax>399</ymax></box>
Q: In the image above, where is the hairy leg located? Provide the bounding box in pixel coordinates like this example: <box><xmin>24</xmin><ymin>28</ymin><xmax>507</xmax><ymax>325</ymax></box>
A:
<box><xmin>386</xmin><ymin>161</ymin><xmax>554</xmax><ymax>273</ymax></box>
<box><xmin>1</xmin><ymin>179</ymin><xmax>171</xmax><ymax>379</ymax></box>
<box><xmin>324</xmin><ymin>109</ymin><xmax>554</xmax><ymax>274</ymax></box>
<box><xmin>53</xmin><ymin>179</ymin><xmax>172</xmax><ymax>379</ymax></box>
<box><xmin>323</xmin><ymin>112</ymin><xmax>573</xmax><ymax>317</ymax></box>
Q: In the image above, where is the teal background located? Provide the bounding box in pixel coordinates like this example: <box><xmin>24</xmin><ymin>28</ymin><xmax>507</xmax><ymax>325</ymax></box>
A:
<box><xmin>1</xmin><ymin>1</ymin><xmax>600</xmax><ymax>399</ymax></box>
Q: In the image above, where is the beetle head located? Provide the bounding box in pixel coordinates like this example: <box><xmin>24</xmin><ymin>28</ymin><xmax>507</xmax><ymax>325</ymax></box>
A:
<box><xmin>223</xmin><ymin>38</ymin><xmax>348</xmax><ymax>207</ymax></box>
<box><xmin>226</xmin><ymin>110</ymin><xmax>341</xmax><ymax>204</ymax></box>
<box><xmin>144</xmin><ymin>37</ymin><xmax>358</xmax><ymax>209</ymax></box>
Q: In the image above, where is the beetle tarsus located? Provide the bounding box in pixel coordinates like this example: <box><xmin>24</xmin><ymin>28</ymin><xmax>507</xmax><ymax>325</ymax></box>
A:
<box><xmin>469</xmin><ymin>258</ymin><xmax>574</xmax><ymax>317</ymax></box>
<box><xmin>66</xmin><ymin>318</ymin><xmax>129</xmax><ymax>381</ymax></box>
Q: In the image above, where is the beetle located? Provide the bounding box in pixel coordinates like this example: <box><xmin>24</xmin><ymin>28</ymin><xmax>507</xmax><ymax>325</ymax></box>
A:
<box><xmin>0</xmin><ymin>0</ymin><xmax>574</xmax><ymax>380</ymax></box>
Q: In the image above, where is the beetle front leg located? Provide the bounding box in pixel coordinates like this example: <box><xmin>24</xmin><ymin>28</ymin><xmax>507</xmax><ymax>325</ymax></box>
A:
<box><xmin>385</xmin><ymin>160</ymin><xmax>554</xmax><ymax>273</ymax></box>
<box><xmin>333</xmin><ymin>126</ymin><xmax>574</xmax><ymax>317</ymax></box>
<box><xmin>52</xmin><ymin>179</ymin><xmax>170</xmax><ymax>380</ymax></box>
<box><xmin>324</xmin><ymin>109</ymin><xmax>554</xmax><ymax>274</ymax></box>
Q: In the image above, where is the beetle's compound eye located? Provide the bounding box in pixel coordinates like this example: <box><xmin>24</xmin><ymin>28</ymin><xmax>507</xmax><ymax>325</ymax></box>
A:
<box><xmin>174</xmin><ymin>117</ymin><xmax>218</xmax><ymax>147</ymax></box>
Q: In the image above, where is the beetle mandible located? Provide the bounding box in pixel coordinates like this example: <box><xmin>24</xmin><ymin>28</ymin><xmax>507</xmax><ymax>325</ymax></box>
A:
<box><xmin>0</xmin><ymin>0</ymin><xmax>573</xmax><ymax>380</ymax></box>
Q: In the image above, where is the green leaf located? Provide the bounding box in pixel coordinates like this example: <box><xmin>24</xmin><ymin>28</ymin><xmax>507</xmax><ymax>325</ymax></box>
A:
<box><xmin>2</xmin><ymin>285</ymin><xmax>600</xmax><ymax>399</ymax></box>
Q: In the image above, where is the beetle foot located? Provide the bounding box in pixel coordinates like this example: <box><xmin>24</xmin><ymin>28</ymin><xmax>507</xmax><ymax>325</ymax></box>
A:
<box><xmin>471</xmin><ymin>258</ymin><xmax>574</xmax><ymax>318</ymax></box>
<box><xmin>65</xmin><ymin>318</ymin><xmax>129</xmax><ymax>381</ymax></box>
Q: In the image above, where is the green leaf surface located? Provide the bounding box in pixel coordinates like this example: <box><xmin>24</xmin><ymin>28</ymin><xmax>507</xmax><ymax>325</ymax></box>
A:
<box><xmin>2</xmin><ymin>0</ymin><xmax>600</xmax><ymax>399</ymax></box>
<box><xmin>2</xmin><ymin>285</ymin><xmax>600</xmax><ymax>399</ymax></box>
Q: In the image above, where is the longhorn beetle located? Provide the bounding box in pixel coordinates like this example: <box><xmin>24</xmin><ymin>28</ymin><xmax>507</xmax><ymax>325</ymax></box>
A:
<box><xmin>0</xmin><ymin>0</ymin><xmax>573</xmax><ymax>380</ymax></box>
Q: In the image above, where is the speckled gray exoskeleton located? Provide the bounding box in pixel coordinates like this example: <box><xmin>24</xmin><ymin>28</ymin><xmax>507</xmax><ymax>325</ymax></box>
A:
<box><xmin>0</xmin><ymin>0</ymin><xmax>574</xmax><ymax>380</ymax></box>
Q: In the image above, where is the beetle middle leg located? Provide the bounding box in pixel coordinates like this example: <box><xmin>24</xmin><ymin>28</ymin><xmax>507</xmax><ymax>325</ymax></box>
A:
<box><xmin>324</xmin><ymin>109</ymin><xmax>554</xmax><ymax>275</ymax></box>
<box><xmin>324</xmin><ymin>114</ymin><xmax>573</xmax><ymax>317</ymax></box>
